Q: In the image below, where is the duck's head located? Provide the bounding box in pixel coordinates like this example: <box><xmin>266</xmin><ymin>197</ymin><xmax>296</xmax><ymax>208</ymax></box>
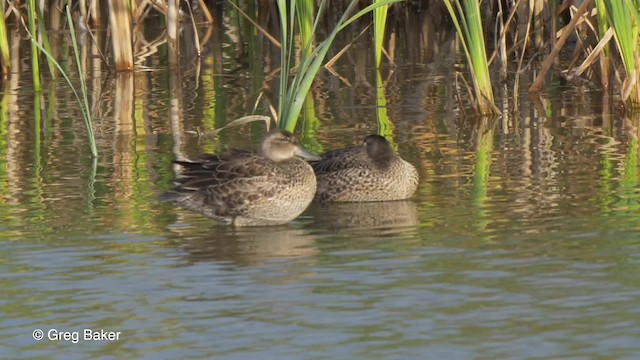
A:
<box><xmin>363</xmin><ymin>134</ymin><xmax>394</xmax><ymax>162</ymax></box>
<box><xmin>260</xmin><ymin>130</ymin><xmax>321</xmax><ymax>162</ymax></box>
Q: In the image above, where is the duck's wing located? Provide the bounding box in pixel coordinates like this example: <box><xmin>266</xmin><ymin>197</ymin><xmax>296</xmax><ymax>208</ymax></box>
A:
<box><xmin>161</xmin><ymin>152</ymin><xmax>285</xmax><ymax>217</ymax></box>
<box><xmin>171</xmin><ymin>149</ymin><xmax>252</xmax><ymax>178</ymax></box>
<box><xmin>310</xmin><ymin>146</ymin><xmax>367</xmax><ymax>174</ymax></box>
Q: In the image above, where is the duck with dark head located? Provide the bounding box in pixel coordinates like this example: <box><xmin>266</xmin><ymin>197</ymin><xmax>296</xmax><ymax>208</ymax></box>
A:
<box><xmin>311</xmin><ymin>134</ymin><xmax>418</xmax><ymax>202</ymax></box>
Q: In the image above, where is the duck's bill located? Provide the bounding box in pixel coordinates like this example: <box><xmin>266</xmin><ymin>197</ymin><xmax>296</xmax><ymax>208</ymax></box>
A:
<box><xmin>294</xmin><ymin>147</ymin><xmax>321</xmax><ymax>161</ymax></box>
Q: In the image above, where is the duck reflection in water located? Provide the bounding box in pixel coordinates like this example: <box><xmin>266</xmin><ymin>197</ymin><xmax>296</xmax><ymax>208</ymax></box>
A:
<box><xmin>307</xmin><ymin>200</ymin><xmax>419</xmax><ymax>236</ymax></box>
<box><xmin>166</xmin><ymin>216</ymin><xmax>319</xmax><ymax>268</ymax></box>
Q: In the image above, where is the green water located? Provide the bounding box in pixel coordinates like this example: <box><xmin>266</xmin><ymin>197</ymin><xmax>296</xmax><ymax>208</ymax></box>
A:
<box><xmin>2</xmin><ymin>30</ymin><xmax>640</xmax><ymax>360</ymax></box>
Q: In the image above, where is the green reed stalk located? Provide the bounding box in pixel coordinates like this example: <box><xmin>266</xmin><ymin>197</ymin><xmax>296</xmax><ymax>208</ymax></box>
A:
<box><xmin>276</xmin><ymin>0</ymin><xmax>294</xmax><ymax>126</ymax></box>
<box><xmin>605</xmin><ymin>0</ymin><xmax>640</xmax><ymax>104</ymax></box>
<box><xmin>31</xmin><ymin>5</ymin><xmax>97</xmax><ymax>157</ymax></box>
<box><xmin>0</xmin><ymin>1</ymin><xmax>9</xmax><ymax>76</ymax></box>
<box><xmin>277</xmin><ymin>0</ymin><xmax>402</xmax><ymax>132</ymax></box>
<box><xmin>442</xmin><ymin>0</ymin><xmax>497</xmax><ymax>115</ymax></box>
<box><xmin>373</xmin><ymin>0</ymin><xmax>390</xmax><ymax>68</ymax></box>
<box><xmin>296</xmin><ymin>0</ymin><xmax>315</xmax><ymax>57</ymax></box>
<box><xmin>66</xmin><ymin>5</ymin><xmax>97</xmax><ymax>157</ymax></box>
<box><xmin>595</xmin><ymin>0</ymin><xmax>611</xmax><ymax>90</ymax></box>
<box><xmin>296</xmin><ymin>0</ymin><xmax>319</xmax><ymax>149</ymax></box>
<box><xmin>38</xmin><ymin>5</ymin><xmax>57</xmax><ymax>79</ymax></box>
<box><xmin>26</xmin><ymin>0</ymin><xmax>41</xmax><ymax>91</ymax></box>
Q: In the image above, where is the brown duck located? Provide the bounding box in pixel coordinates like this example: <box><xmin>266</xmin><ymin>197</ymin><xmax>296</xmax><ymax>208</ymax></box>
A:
<box><xmin>311</xmin><ymin>135</ymin><xmax>418</xmax><ymax>202</ymax></box>
<box><xmin>161</xmin><ymin>130</ymin><xmax>320</xmax><ymax>226</ymax></box>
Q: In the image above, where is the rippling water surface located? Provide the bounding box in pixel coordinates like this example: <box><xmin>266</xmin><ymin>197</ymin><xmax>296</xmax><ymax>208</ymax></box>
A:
<box><xmin>2</xmin><ymin>32</ymin><xmax>640</xmax><ymax>360</ymax></box>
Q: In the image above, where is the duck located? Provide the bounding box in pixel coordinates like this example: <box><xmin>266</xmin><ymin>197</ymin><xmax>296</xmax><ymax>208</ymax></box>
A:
<box><xmin>311</xmin><ymin>134</ymin><xmax>418</xmax><ymax>202</ymax></box>
<box><xmin>160</xmin><ymin>129</ymin><xmax>320</xmax><ymax>226</ymax></box>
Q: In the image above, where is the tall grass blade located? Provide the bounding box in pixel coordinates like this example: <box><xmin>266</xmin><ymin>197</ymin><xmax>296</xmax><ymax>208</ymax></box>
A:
<box><xmin>595</xmin><ymin>0</ymin><xmax>611</xmax><ymax>90</ymax></box>
<box><xmin>297</xmin><ymin>0</ymin><xmax>315</xmax><ymax>57</ymax></box>
<box><xmin>35</xmin><ymin>3</ymin><xmax>56</xmax><ymax>79</ymax></box>
<box><xmin>278</xmin><ymin>0</ymin><xmax>402</xmax><ymax>132</ymax></box>
<box><xmin>30</xmin><ymin>5</ymin><xmax>97</xmax><ymax>157</ymax></box>
<box><xmin>442</xmin><ymin>0</ymin><xmax>497</xmax><ymax>114</ymax></box>
<box><xmin>66</xmin><ymin>4</ymin><xmax>97</xmax><ymax>157</ymax></box>
<box><xmin>0</xmin><ymin>1</ymin><xmax>9</xmax><ymax>76</ymax></box>
<box><xmin>276</xmin><ymin>0</ymin><xmax>295</xmax><ymax>123</ymax></box>
<box><xmin>26</xmin><ymin>0</ymin><xmax>41</xmax><ymax>91</ymax></box>
<box><xmin>605</xmin><ymin>0</ymin><xmax>640</xmax><ymax>103</ymax></box>
<box><xmin>373</xmin><ymin>0</ymin><xmax>390</xmax><ymax>68</ymax></box>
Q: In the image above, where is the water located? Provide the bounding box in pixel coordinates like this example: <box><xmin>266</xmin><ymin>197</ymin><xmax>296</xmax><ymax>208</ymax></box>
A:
<box><xmin>2</xmin><ymin>31</ymin><xmax>640</xmax><ymax>360</ymax></box>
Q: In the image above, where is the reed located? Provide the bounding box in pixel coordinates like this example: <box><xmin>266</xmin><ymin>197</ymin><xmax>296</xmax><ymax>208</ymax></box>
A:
<box><xmin>35</xmin><ymin>2</ymin><xmax>56</xmax><ymax>79</ymax></box>
<box><xmin>66</xmin><ymin>4</ymin><xmax>97</xmax><ymax>157</ymax></box>
<box><xmin>604</xmin><ymin>0</ymin><xmax>640</xmax><ymax>105</ymax></box>
<box><xmin>595</xmin><ymin>0</ymin><xmax>611</xmax><ymax>91</ymax></box>
<box><xmin>26</xmin><ymin>0</ymin><xmax>41</xmax><ymax>90</ymax></box>
<box><xmin>21</xmin><ymin>0</ymin><xmax>57</xmax><ymax>82</ymax></box>
<box><xmin>90</xmin><ymin>0</ymin><xmax>101</xmax><ymax>26</ymax></box>
<box><xmin>276</xmin><ymin>0</ymin><xmax>402</xmax><ymax>132</ymax></box>
<box><xmin>297</xmin><ymin>0</ymin><xmax>315</xmax><ymax>57</ymax></box>
<box><xmin>0</xmin><ymin>1</ymin><xmax>9</xmax><ymax>76</ymax></box>
<box><xmin>31</xmin><ymin>5</ymin><xmax>97</xmax><ymax>157</ymax></box>
<box><xmin>373</xmin><ymin>0</ymin><xmax>390</xmax><ymax>68</ymax></box>
<box><xmin>107</xmin><ymin>0</ymin><xmax>134</xmax><ymax>71</ymax></box>
<box><xmin>442</xmin><ymin>0</ymin><xmax>497</xmax><ymax>115</ymax></box>
<box><xmin>167</xmin><ymin>0</ymin><xmax>179</xmax><ymax>68</ymax></box>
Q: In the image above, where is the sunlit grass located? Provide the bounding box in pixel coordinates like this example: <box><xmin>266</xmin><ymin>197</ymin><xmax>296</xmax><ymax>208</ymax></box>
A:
<box><xmin>0</xmin><ymin>1</ymin><xmax>9</xmax><ymax>76</ymax></box>
<box><xmin>442</xmin><ymin>0</ymin><xmax>497</xmax><ymax>115</ymax></box>
<box><xmin>26</xmin><ymin>0</ymin><xmax>41</xmax><ymax>91</ymax></box>
<box><xmin>373</xmin><ymin>0</ymin><xmax>390</xmax><ymax>68</ymax></box>
<box><xmin>276</xmin><ymin>0</ymin><xmax>402</xmax><ymax>132</ymax></box>
<box><xmin>603</xmin><ymin>0</ymin><xmax>640</xmax><ymax>104</ymax></box>
<box><xmin>31</xmin><ymin>5</ymin><xmax>97</xmax><ymax>157</ymax></box>
<box><xmin>595</xmin><ymin>0</ymin><xmax>611</xmax><ymax>90</ymax></box>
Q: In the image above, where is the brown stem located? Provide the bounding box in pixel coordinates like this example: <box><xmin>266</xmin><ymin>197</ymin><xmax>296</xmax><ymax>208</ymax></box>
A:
<box><xmin>529</xmin><ymin>0</ymin><xmax>594</xmax><ymax>93</ymax></box>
